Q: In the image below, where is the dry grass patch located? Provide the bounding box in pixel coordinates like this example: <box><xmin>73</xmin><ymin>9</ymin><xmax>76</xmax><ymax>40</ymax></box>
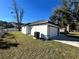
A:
<box><xmin>0</xmin><ymin>31</ymin><xmax>79</xmax><ymax>59</ymax></box>
<box><xmin>67</xmin><ymin>32</ymin><xmax>79</xmax><ymax>37</ymax></box>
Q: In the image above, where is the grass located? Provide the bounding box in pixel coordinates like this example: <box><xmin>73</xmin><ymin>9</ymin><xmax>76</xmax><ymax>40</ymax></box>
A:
<box><xmin>67</xmin><ymin>32</ymin><xmax>79</xmax><ymax>37</ymax></box>
<box><xmin>0</xmin><ymin>31</ymin><xmax>79</xmax><ymax>59</ymax></box>
<box><xmin>69</xmin><ymin>32</ymin><xmax>79</xmax><ymax>35</ymax></box>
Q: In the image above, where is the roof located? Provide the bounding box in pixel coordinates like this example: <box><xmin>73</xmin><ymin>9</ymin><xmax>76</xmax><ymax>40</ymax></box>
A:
<box><xmin>26</xmin><ymin>20</ymin><xmax>56</xmax><ymax>26</ymax></box>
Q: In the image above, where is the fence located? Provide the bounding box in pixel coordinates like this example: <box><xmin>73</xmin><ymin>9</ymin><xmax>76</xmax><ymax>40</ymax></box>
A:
<box><xmin>0</xmin><ymin>28</ymin><xmax>18</xmax><ymax>37</ymax></box>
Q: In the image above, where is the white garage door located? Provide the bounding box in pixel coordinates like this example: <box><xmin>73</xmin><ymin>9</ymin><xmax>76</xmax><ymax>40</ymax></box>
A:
<box><xmin>49</xmin><ymin>27</ymin><xmax>57</xmax><ymax>38</ymax></box>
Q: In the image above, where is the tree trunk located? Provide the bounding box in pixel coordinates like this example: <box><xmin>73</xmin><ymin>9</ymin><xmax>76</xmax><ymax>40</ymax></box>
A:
<box><xmin>17</xmin><ymin>23</ymin><xmax>21</xmax><ymax>31</ymax></box>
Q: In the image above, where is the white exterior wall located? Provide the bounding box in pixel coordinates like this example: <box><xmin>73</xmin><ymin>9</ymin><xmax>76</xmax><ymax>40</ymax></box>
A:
<box><xmin>21</xmin><ymin>26</ymin><xmax>31</xmax><ymax>34</ymax></box>
<box><xmin>21</xmin><ymin>24</ymin><xmax>58</xmax><ymax>39</ymax></box>
<box><xmin>60</xmin><ymin>28</ymin><xmax>65</xmax><ymax>32</ymax></box>
<box><xmin>31</xmin><ymin>24</ymin><xmax>48</xmax><ymax>39</ymax></box>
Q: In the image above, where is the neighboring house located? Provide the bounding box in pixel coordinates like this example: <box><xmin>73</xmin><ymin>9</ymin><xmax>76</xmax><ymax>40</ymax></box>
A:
<box><xmin>60</xmin><ymin>25</ymin><xmax>70</xmax><ymax>33</ymax></box>
<box><xmin>60</xmin><ymin>21</ymin><xmax>79</xmax><ymax>32</ymax></box>
<box><xmin>21</xmin><ymin>20</ymin><xmax>58</xmax><ymax>39</ymax></box>
<box><xmin>60</xmin><ymin>28</ymin><xmax>65</xmax><ymax>32</ymax></box>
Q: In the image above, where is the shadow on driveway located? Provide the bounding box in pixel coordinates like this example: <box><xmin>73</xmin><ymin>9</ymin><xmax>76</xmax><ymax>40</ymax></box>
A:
<box><xmin>51</xmin><ymin>34</ymin><xmax>79</xmax><ymax>42</ymax></box>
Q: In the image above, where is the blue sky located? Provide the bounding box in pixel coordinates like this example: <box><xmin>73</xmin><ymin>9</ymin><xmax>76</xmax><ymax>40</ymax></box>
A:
<box><xmin>0</xmin><ymin>0</ymin><xmax>61</xmax><ymax>23</ymax></box>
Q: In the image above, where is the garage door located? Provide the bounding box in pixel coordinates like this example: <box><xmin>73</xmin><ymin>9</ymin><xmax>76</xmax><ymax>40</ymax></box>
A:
<box><xmin>49</xmin><ymin>27</ymin><xmax>57</xmax><ymax>38</ymax></box>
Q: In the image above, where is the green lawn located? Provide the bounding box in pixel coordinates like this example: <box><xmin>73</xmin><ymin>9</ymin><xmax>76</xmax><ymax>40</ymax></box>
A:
<box><xmin>0</xmin><ymin>31</ymin><xmax>79</xmax><ymax>59</ymax></box>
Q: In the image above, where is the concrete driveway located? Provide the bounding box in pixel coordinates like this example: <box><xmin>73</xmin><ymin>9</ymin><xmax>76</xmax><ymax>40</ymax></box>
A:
<box><xmin>54</xmin><ymin>40</ymin><xmax>79</xmax><ymax>47</ymax></box>
<box><xmin>52</xmin><ymin>34</ymin><xmax>79</xmax><ymax>47</ymax></box>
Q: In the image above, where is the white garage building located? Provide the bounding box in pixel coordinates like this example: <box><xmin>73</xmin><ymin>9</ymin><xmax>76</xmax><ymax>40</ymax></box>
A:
<box><xmin>21</xmin><ymin>20</ymin><xmax>58</xmax><ymax>39</ymax></box>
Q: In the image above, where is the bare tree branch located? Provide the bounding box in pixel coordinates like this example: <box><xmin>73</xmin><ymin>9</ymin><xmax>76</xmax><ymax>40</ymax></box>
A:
<box><xmin>12</xmin><ymin>0</ymin><xmax>24</xmax><ymax>31</ymax></box>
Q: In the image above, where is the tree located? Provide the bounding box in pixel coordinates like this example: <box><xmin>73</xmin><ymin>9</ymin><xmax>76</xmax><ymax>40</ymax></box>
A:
<box><xmin>50</xmin><ymin>0</ymin><xmax>79</xmax><ymax>32</ymax></box>
<box><xmin>12</xmin><ymin>0</ymin><xmax>24</xmax><ymax>31</ymax></box>
<box><xmin>70</xmin><ymin>21</ymin><xmax>76</xmax><ymax>31</ymax></box>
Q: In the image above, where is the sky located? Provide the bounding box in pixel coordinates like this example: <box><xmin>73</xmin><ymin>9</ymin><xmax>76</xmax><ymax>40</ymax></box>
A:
<box><xmin>0</xmin><ymin>0</ymin><xmax>61</xmax><ymax>23</ymax></box>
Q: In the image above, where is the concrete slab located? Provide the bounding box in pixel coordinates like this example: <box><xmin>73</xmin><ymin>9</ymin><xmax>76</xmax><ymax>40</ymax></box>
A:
<box><xmin>54</xmin><ymin>40</ymin><xmax>79</xmax><ymax>47</ymax></box>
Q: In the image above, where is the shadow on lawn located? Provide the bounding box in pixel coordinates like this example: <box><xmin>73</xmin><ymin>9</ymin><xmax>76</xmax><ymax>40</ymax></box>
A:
<box><xmin>0</xmin><ymin>33</ymin><xmax>19</xmax><ymax>49</ymax></box>
<box><xmin>0</xmin><ymin>41</ymin><xmax>19</xmax><ymax>49</ymax></box>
